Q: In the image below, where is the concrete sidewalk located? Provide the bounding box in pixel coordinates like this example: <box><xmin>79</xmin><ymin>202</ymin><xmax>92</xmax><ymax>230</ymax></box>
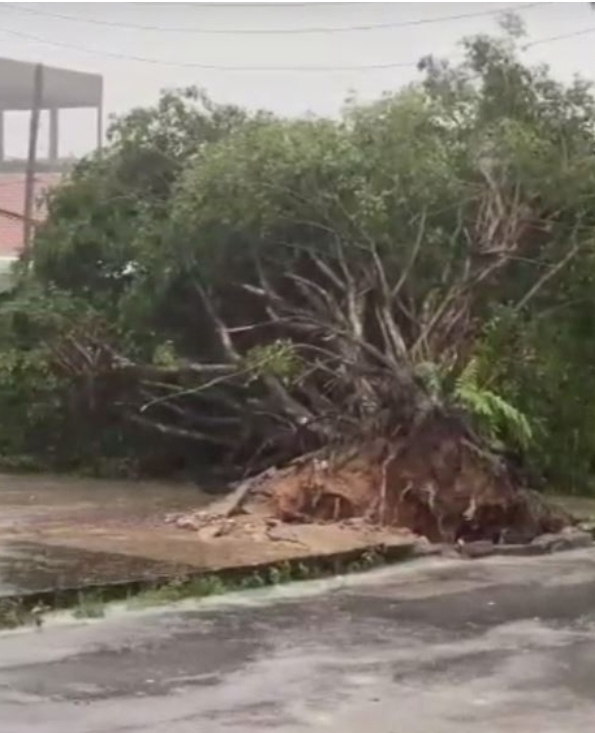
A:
<box><xmin>0</xmin><ymin>473</ymin><xmax>214</xmax><ymax>596</ymax></box>
<box><xmin>2</xmin><ymin>548</ymin><xmax>595</xmax><ymax>731</ymax></box>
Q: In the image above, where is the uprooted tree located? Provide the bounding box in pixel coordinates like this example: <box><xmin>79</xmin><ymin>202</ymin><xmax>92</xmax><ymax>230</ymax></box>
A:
<box><xmin>4</xmin><ymin>21</ymin><xmax>595</xmax><ymax>538</ymax></box>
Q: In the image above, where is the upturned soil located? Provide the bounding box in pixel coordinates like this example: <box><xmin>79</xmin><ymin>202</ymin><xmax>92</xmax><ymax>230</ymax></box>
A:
<box><xmin>176</xmin><ymin>416</ymin><xmax>573</xmax><ymax>551</ymax></box>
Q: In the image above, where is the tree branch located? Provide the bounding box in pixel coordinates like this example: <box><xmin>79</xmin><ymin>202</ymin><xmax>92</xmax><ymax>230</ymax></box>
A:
<box><xmin>513</xmin><ymin>240</ymin><xmax>581</xmax><ymax>314</ymax></box>
<box><xmin>392</xmin><ymin>209</ymin><xmax>427</xmax><ymax>299</ymax></box>
<box><xmin>123</xmin><ymin>412</ymin><xmax>238</xmax><ymax>447</ymax></box>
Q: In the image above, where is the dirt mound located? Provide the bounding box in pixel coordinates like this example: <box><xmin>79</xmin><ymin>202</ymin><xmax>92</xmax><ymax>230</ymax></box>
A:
<box><xmin>177</xmin><ymin>416</ymin><xmax>573</xmax><ymax>547</ymax></box>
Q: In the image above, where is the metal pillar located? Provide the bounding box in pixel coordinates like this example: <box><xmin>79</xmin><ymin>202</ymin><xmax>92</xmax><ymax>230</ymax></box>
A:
<box><xmin>96</xmin><ymin>76</ymin><xmax>104</xmax><ymax>151</ymax></box>
<box><xmin>49</xmin><ymin>107</ymin><xmax>59</xmax><ymax>161</ymax></box>
<box><xmin>23</xmin><ymin>63</ymin><xmax>43</xmax><ymax>258</ymax></box>
<box><xmin>0</xmin><ymin>111</ymin><xmax>4</xmax><ymax>163</ymax></box>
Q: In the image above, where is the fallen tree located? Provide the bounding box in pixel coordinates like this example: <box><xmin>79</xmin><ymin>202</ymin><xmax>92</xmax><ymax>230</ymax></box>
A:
<box><xmin>14</xmin><ymin>22</ymin><xmax>595</xmax><ymax>538</ymax></box>
<box><xmin>141</xmin><ymin>187</ymin><xmax>574</xmax><ymax>542</ymax></box>
<box><xmin>43</xmin><ymin>119</ymin><xmax>578</xmax><ymax>540</ymax></box>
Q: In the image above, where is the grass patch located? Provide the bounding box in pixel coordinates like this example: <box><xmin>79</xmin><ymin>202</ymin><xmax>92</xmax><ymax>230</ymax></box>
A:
<box><xmin>0</xmin><ymin>598</ymin><xmax>49</xmax><ymax>629</ymax></box>
<box><xmin>127</xmin><ymin>574</ymin><xmax>228</xmax><ymax>609</ymax></box>
<box><xmin>128</xmin><ymin>550</ymin><xmax>390</xmax><ymax>610</ymax></box>
<box><xmin>0</xmin><ymin>598</ymin><xmax>29</xmax><ymax>629</ymax></box>
<box><xmin>72</xmin><ymin>591</ymin><xmax>106</xmax><ymax>619</ymax></box>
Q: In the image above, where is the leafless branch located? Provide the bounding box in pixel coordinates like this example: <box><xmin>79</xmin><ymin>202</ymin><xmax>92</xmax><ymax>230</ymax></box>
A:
<box><xmin>124</xmin><ymin>412</ymin><xmax>238</xmax><ymax>447</ymax></box>
<box><xmin>392</xmin><ymin>209</ymin><xmax>427</xmax><ymax>299</ymax></box>
<box><xmin>514</xmin><ymin>240</ymin><xmax>581</xmax><ymax>314</ymax></box>
<box><xmin>194</xmin><ymin>281</ymin><xmax>240</xmax><ymax>363</ymax></box>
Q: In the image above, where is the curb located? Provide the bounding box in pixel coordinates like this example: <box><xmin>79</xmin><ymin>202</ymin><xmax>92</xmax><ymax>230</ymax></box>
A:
<box><xmin>0</xmin><ymin>539</ymin><xmax>418</xmax><ymax>618</ymax></box>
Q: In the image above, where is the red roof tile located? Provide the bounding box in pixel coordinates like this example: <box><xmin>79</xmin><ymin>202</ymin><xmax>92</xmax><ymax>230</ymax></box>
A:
<box><xmin>0</xmin><ymin>172</ymin><xmax>62</xmax><ymax>256</ymax></box>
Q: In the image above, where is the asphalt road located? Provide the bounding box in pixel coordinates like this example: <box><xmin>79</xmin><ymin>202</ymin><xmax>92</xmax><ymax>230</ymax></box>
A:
<box><xmin>2</xmin><ymin>548</ymin><xmax>595</xmax><ymax>732</ymax></box>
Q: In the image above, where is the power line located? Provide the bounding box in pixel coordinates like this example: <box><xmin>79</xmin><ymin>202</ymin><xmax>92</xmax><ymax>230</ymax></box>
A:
<box><xmin>0</xmin><ymin>8</ymin><xmax>582</xmax><ymax>74</ymax></box>
<box><xmin>0</xmin><ymin>25</ymin><xmax>423</xmax><ymax>71</ymax></box>
<box><xmin>1</xmin><ymin>2</ymin><xmax>538</xmax><ymax>36</ymax></box>
<box><xmin>522</xmin><ymin>25</ymin><xmax>595</xmax><ymax>49</ymax></box>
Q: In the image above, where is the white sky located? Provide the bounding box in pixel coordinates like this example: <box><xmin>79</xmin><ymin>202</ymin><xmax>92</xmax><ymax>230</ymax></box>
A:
<box><xmin>0</xmin><ymin>2</ymin><xmax>592</xmax><ymax>158</ymax></box>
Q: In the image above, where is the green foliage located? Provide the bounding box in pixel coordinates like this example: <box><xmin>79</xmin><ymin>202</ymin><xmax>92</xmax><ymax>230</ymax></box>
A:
<box><xmin>0</xmin><ymin>289</ymin><xmax>145</xmax><ymax>473</ymax></box>
<box><xmin>73</xmin><ymin>591</ymin><xmax>106</xmax><ymax>619</ymax></box>
<box><xmin>414</xmin><ymin>361</ymin><xmax>443</xmax><ymax>400</ymax></box>
<box><xmin>453</xmin><ymin>358</ymin><xmax>533</xmax><ymax>451</ymax></box>
<box><xmin>0</xmin><ymin>89</ymin><xmax>257</xmax><ymax>473</ymax></box>
<box><xmin>0</xmin><ymin>347</ymin><xmax>62</xmax><ymax>457</ymax></box>
<box><xmin>243</xmin><ymin>339</ymin><xmax>303</xmax><ymax>385</ymax></box>
<box><xmin>414</xmin><ymin>353</ymin><xmax>533</xmax><ymax>452</ymax></box>
<box><xmin>152</xmin><ymin>340</ymin><xmax>178</xmax><ymax>368</ymax></box>
<box><xmin>30</xmin><ymin>87</ymin><xmax>252</xmax><ymax>329</ymax></box>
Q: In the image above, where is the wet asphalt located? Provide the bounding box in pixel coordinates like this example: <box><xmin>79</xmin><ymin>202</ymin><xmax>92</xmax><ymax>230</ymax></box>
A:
<box><xmin>1</xmin><ymin>548</ymin><xmax>595</xmax><ymax>732</ymax></box>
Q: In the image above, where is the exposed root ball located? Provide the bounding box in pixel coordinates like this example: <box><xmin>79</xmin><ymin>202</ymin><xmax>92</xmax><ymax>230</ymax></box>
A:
<box><xmin>222</xmin><ymin>416</ymin><xmax>572</xmax><ymax>544</ymax></box>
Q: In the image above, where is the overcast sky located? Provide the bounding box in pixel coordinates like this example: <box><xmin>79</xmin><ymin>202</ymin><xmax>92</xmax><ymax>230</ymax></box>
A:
<box><xmin>0</xmin><ymin>2</ymin><xmax>593</xmax><ymax>158</ymax></box>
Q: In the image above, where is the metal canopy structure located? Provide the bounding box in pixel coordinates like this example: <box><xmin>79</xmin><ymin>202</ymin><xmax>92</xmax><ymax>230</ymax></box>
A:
<box><xmin>0</xmin><ymin>57</ymin><xmax>103</xmax><ymax>161</ymax></box>
<box><xmin>0</xmin><ymin>57</ymin><xmax>104</xmax><ymax>256</ymax></box>
<box><xmin>0</xmin><ymin>56</ymin><xmax>103</xmax><ymax>111</ymax></box>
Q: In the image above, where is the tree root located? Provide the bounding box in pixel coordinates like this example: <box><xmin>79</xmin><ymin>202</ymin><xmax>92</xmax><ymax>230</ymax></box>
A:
<box><xmin>191</xmin><ymin>416</ymin><xmax>574</xmax><ymax>546</ymax></box>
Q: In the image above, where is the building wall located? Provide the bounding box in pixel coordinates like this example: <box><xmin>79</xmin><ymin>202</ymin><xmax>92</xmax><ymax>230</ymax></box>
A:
<box><xmin>0</xmin><ymin>172</ymin><xmax>62</xmax><ymax>257</ymax></box>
